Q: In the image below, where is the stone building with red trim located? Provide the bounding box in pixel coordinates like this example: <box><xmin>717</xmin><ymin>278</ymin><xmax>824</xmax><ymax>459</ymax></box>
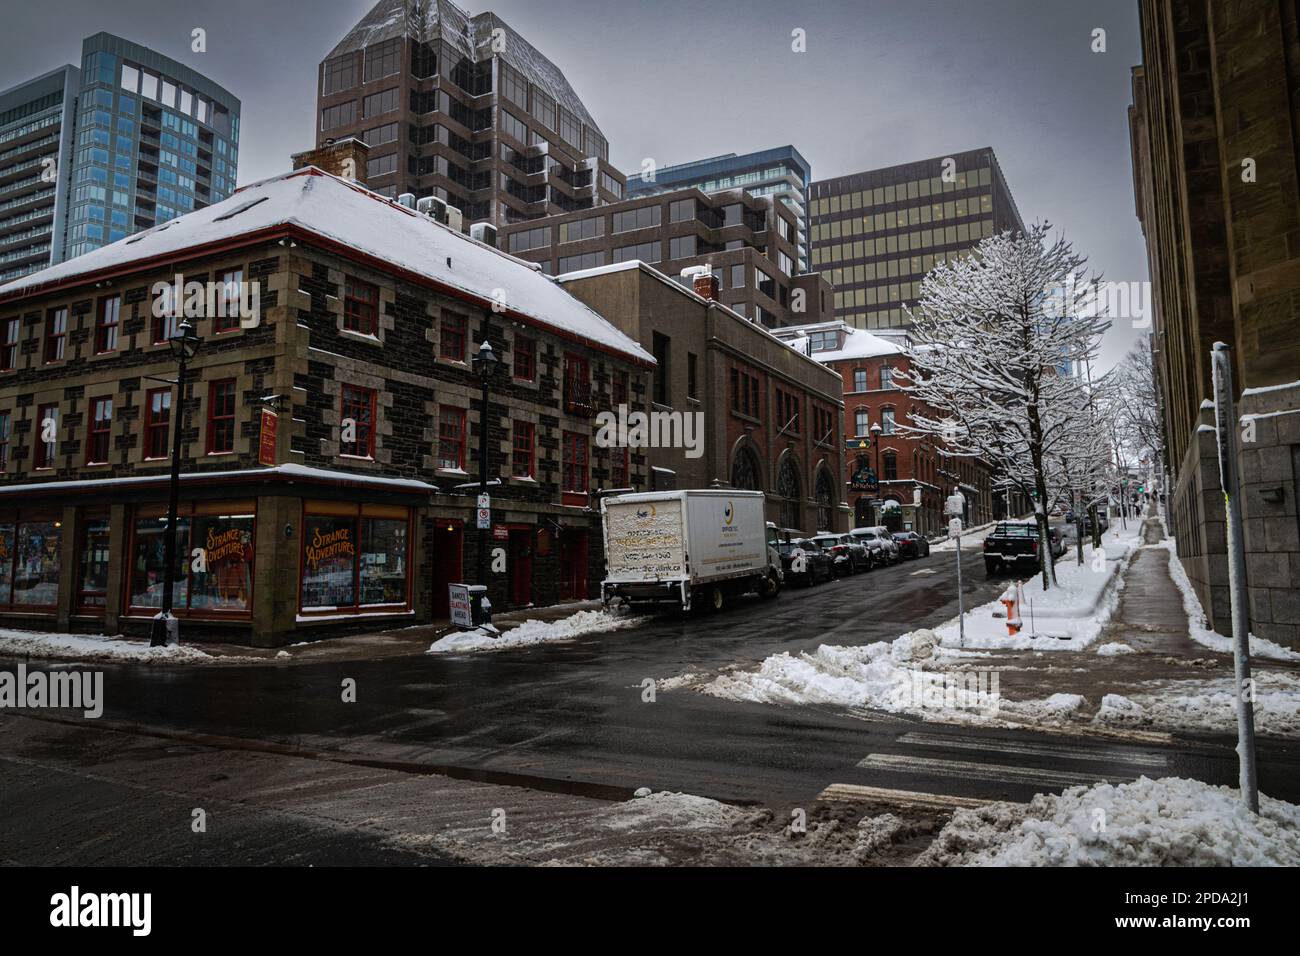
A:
<box><xmin>0</xmin><ymin>167</ymin><xmax>653</xmax><ymax>646</ymax></box>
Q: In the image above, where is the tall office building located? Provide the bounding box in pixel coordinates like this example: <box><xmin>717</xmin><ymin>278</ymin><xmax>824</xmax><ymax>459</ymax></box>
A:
<box><xmin>625</xmin><ymin>146</ymin><xmax>812</xmax><ymax>273</ymax></box>
<box><xmin>0</xmin><ymin>33</ymin><xmax>239</xmax><ymax>282</ymax></box>
<box><xmin>809</xmin><ymin>147</ymin><xmax>1025</xmax><ymax>330</ymax></box>
<box><xmin>66</xmin><ymin>33</ymin><xmax>240</xmax><ymax>260</ymax></box>
<box><xmin>0</xmin><ymin>68</ymin><xmax>78</xmax><ymax>283</ymax></box>
<box><xmin>317</xmin><ymin>0</ymin><xmax>625</xmax><ymax>227</ymax></box>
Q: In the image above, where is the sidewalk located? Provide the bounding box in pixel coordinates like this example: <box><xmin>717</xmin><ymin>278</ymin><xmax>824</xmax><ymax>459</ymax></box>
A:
<box><xmin>0</xmin><ymin>598</ymin><xmax>606</xmax><ymax>666</ymax></box>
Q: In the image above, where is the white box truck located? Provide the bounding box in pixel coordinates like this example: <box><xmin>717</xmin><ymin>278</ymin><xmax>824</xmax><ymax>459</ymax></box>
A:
<box><xmin>599</xmin><ymin>489</ymin><xmax>783</xmax><ymax>612</ymax></box>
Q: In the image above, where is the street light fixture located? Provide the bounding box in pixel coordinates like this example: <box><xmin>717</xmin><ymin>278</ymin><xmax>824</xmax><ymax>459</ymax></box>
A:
<box><xmin>149</xmin><ymin>318</ymin><xmax>202</xmax><ymax>647</ymax></box>
<box><xmin>471</xmin><ymin>338</ymin><xmax>500</xmax><ymax>587</ymax></box>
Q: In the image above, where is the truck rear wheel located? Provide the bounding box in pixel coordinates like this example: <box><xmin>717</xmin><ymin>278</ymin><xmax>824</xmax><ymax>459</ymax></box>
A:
<box><xmin>709</xmin><ymin>586</ymin><xmax>724</xmax><ymax>612</ymax></box>
<box><xmin>759</xmin><ymin>572</ymin><xmax>779</xmax><ymax>599</ymax></box>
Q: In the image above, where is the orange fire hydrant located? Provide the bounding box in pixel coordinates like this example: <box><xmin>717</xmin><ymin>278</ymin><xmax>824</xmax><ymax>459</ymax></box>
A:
<box><xmin>1000</xmin><ymin>586</ymin><xmax>1022</xmax><ymax>635</ymax></box>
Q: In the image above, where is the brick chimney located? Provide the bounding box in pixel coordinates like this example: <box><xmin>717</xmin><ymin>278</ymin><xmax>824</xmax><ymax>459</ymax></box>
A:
<box><xmin>290</xmin><ymin>137</ymin><xmax>370</xmax><ymax>182</ymax></box>
<box><xmin>681</xmin><ymin>265</ymin><xmax>719</xmax><ymax>301</ymax></box>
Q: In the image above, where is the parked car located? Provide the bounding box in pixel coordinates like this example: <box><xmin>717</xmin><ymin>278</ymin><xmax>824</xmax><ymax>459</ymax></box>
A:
<box><xmin>848</xmin><ymin>527</ymin><xmax>893</xmax><ymax>567</ymax></box>
<box><xmin>892</xmin><ymin>531</ymin><xmax>931</xmax><ymax>559</ymax></box>
<box><xmin>812</xmin><ymin>533</ymin><xmax>869</xmax><ymax>574</ymax></box>
<box><xmin>778</xmin><ymin>538</ymin><xmax>834</xmax><ymax>586</ymax></box>
<box><xmin>1081</xmin><ymin>512</ymin><xmax>1110</xmax><ymax>534</ymax></box>
<box><xmin>983</xmin><ymin>520</ymin><xmax>1063</xmax><ymax>575</ymax></box>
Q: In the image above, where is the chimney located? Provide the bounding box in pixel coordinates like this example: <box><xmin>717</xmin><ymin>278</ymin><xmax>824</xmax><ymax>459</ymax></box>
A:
<box><xmin>681</xmin><ymin>265</ymin><xmax>719</xmax><ymax>301</ymax></box>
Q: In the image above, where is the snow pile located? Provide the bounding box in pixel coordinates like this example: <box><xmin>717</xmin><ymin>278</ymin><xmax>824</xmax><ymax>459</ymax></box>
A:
<box><xmin>1095</xmin><ymin>642</ymin><xmax>1135</xmax><ymax>656</ymax></box>
<box><xmin>1094</xmin><ymin>673</ymin><xmax>1300</xmax><ymax>736</ymax></box>
<box><xmin>0</xmin><ymin>629</ymin><xmax>220</xmax><ymax>663</ymax></box>
<box><xmin>1155</xmin><ymin>538</ymin><xmax>1300</xmax><ymax>662</ymax></box>
<box><xmin>932</xmin><ymin>520</ymin><xmax>1145</xmax><ymax>651</ymax></box>
<box><xmin>427</xmin><ymin>609</ymin><xmax>644</xmax><ymax>654</ymax></box>
<box><xmin>918</xmin><ymin>776</ymin><xmax>1300</xmax><ymax>866</ymax></box>
<box><xmin>597</xmin><ymin>791</ymin><xmax>752</xmax><ymax>832</ymax></box>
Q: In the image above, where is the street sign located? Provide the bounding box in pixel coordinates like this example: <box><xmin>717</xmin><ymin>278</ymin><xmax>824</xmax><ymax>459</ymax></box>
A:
<box><xmin>448</xmin><ymin>583</ymin><xmax>473</xmax><ymax>628</ymax></box>
<box><xmin>948</xmin><ymin>517</ymin><xmax>962</xmax><ymax>538</ymax></box>
<box><xmin>944</xmin><ymin>492</ymin><xmax>965</xmax><ymax>517</ymax></box>
<box><xmin>477</xmin><ymin>493</ymin><xmax>491</xmax><ymax>530</ymax></box>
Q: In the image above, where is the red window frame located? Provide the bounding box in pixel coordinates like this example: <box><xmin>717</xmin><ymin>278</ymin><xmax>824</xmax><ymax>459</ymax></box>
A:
<box><xmin>439</xmin><ymin>314</ymin><xmax>466</xmax><ymax>361</ymax></box>
<box><xmin>35</xmin><ymin>403</ymin><xmax>57</xmax><ymax>468</ymax></box>
<box><xmin>564</xmin><ymin>353</ymin><xmax>590</xmax><ymax>415</ymax></box>
<box><xmin>207</xmin><ymin>379</ymin><xmax>237</xmax><ymax>454</ymax></box>
<box><xmin>562</xmin><ymin>430</ymin><xmax>588</xmax><ymax>494</ymax></box>
<box><xmin>95</xmin><ymin>296</ymin><xmax>120</xmax><ymax>353</ymax></box>
<box><xmin>86</xmin><ymin>397</ymin><xmax>113</xmax><ymax>464</ymax></box>
<box><xmin>153</xmin><ymin>286</ymin><xmax>179</xmax><ymax>344</ymax></box>
<box><xmin>340</xmin><ymin>384</ymin><xmax>376</xmax><ymax>458</ymax></box>
<box><xmin>343</xmin><ymin>275</ymin><xmax>378</xmax><ymax>336</ymax></box>
<box><xmin>214</xmin><ymin>269</ymin><xmax>243</xmax><ymax>333</ymax></box>
<box><xmin>2</xmin><ymin>318</ymin><xmax>20</xmax><ymax>371</ymax></box>
<box><xmin>511</xmin><ymin>421</ymin><xmax>535</xmax><ymax>478</ymax></box>
<box><xmin>437</xmin><ymin>405</ymin><xmax>466</xmax><ymax>470</ymax></box>
<box><xmin>44</xmin><ymin>308</ymin><xmax>66</xmax><ymax>364</ymax></box>
<box><xmin>612</xmin><ymin>369</ymin><xmax>628</xmax><ymax>407</ymax></box>
<box><xmin>144</xmin><ymin>388</ymin><xmax>171</xmax><ymax>460</ymax></box>
<box><xmin>513</xmin><ymin>336</ymin><xmax>535</xmax><ymax>381</ymax></box>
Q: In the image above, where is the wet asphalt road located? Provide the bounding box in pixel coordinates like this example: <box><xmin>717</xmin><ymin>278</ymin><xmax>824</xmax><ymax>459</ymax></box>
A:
<box><xmin>8</xmin><ymin>532</ymin><xmax>1299</xmax><ymax>810</ymax></box>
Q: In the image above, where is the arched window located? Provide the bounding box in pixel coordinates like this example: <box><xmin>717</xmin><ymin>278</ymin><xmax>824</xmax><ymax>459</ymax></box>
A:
<box><xmin>731</xmin><ymin>445</ymin><xmax>761</xmax><ymax>491</ymax></box>
<box><xmin>815</xmin><ymin>467</ymin><xmax>834</xmax><ymax>531</ymax></box>
<box><xmin>854</xmin><ymin>407</ymin><xmax>870</xmax><ymax>436</ymax></box>
<box><xmin>777</xmin><ymin>456</ymin><xmax>801</xmax><ymax>530</ymax></box>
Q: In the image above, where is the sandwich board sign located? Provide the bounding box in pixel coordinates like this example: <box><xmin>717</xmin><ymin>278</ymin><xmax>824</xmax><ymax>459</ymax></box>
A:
<box><xmin>448</xmin><ymin>584</ymin><xmax>473</xmax><ymax>628</ymax></box>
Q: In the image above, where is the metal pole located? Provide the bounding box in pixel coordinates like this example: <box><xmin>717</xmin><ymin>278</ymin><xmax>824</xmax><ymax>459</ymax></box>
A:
<box><xmin>476</xmin><ymin>370</ymin><xmax>489</xmax><ymax>586</ymax></box>
<box><xmin>956</xmin><ymin>525</ymin><xmax>964</xmax><ymax>647</ymax></box>
<box><xmin>1211</xmin><ymin>342</ymin><xmax>1258</xmax><ymax>812</ymax></box>
<box><xmin>150</xmin><ymin>352</ymin><xmax>186</xmax><ymax>647</ymax></box>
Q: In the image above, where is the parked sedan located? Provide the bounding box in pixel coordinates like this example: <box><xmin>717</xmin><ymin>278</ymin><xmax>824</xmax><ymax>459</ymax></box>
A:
<box><xmin>892</xmin><ymin>531</ymin><xmax>931</xmax><ymax>559</ymax></box>
<box><xmin>812</xmin><ymin>533</ymin><xmax>870</xmax><ymax>575</ymax></box>
<box><xmin>777</xmin><ymin>539</ymin><xmax>834</xmax><ymax>586</ymax></box>
<box><xmin>849</xmin><ymin>527</ymin><xmax>895</xmax><ymax>567</ymax></box>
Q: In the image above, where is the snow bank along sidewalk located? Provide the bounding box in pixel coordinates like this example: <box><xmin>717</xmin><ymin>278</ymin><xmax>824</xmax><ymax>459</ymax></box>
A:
<box><xmin>0</xmin><ymin>628</ymin><xmax>236</xmax><ymax>664</ymax></box>
<box><xmin>427</xmin><ymin>608</ymin><xmax>645</xmax><ymax>654</ymax></box>
<box><xmin>918</xmin><ymin>776</ymin><xmax>1300</xmax><ymax>866</ymax></box>
<box><xmin>698</xmin><ymin>521</ymin><xmax>1147</xmax><ymax>724</ymax></box>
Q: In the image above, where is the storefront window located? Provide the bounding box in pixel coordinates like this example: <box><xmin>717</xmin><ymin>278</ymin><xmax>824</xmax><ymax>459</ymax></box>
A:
<box><xmin>300</xmin><ymin>502</ymin><xmax>410</xmax><ymax>614</ymax></box>
<box><xmin>77</xmin><ymin>516</ymin><xmax>111</xmax><ymax>609</ymax></box>
<box><xmin>190</xmin><ymin>513</ymin><xmax>254</xmax><ymax>612</ymax></box>
<box><xmin>130</xmin><ymin>515</ymin><xmax>190</xmax><ymax>610</ymax></box>
<box><xmin>13</xmin><ymin>519</ymin><xmax>61</xmax><ymax>606</ymax></box>
<box><xmin>360</xmin><ymin>517</ymin><xmax>407</xmax><ymax>606</ymax></box>
<box><xmin>301</xmin><ymin>514</ymin><xmax>356</xmax><ymax>609</ymax></box>
<box><xmin>127</xmin><ymin>501</ymin><xmax>256</xmax><ymax>616</ymax></box>
<box><xmin>0</xmin><ymin>522</ymin><xmax>13</xmax><ymax>605</ymax></box>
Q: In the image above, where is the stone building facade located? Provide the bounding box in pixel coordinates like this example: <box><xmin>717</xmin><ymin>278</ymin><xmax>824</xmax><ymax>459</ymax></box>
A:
<box><xmin>558</xmin><ymin>262</ymin><xmax>847</xmax><ymax>534</ymax></box>
<box><xmin>0</xmin><ymin>168</ymin><xmax>653</xmax><ymax>646</ymax></box>
<box><xmin>1130</xmin><ymin>0</ymin><xmax>1300</xmax><ymax>646</ymax></box>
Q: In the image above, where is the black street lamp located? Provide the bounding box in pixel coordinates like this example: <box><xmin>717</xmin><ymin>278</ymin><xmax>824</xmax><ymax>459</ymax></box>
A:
<box><xmin>150</xmin><ymin>318</ymin><xmax>202</xmax><ymax>647</ymax></box>
<box><xmin>471</xmin><ymin>338</ymin><xmax>500</xmax><ymax>587</ymax></box>
<box><xmin>869</xmin><ymin>421</ymin><xmax>883</xmax><ymax>524</ymax></box>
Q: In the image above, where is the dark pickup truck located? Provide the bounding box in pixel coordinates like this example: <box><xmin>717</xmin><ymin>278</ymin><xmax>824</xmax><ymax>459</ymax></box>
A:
<box><xmin>983</xmin><ymin>520</ymin><xmax>1064</xmax><ymax>575</ymax></box>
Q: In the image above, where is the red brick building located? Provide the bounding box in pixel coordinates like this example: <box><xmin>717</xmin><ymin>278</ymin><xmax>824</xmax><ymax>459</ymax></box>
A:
<box><xmin>774</xmin><ymin>321</ymin><xmax>1000</xmax><ymax>533</ymax></box>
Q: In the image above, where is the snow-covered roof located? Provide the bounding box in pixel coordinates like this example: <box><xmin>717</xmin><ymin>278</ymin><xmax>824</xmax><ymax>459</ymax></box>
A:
<box><xmin>812</xmin><ymin>327</ymin><xmax>902</xmax><ymax>363</ymax></box>
<box><xmin>0</xmin><ymin>463</ymin><xmax>439</xmax><ymax>496</ymax></box>
<box><xmin>0</xmin><ymin>168</ymin><xmax>653</xmax><ymax>366</ymax></box>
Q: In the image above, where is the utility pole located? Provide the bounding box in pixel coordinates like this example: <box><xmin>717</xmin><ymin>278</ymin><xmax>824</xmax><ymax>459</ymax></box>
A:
<box><xmin>1211</xmin><ymin>342</ymin><xmax>1258</xmax><ymax>812</ymax></box>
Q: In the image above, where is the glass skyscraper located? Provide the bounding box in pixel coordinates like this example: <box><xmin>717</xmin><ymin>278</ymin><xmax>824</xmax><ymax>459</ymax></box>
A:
<box><xmin>65</xmin><ymin>33</ymin><xmax>240</xmax><ymax>260</ymax></box>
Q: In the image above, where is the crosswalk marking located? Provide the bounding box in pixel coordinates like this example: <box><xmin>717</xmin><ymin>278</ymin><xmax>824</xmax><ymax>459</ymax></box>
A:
<box><xmin>857</xmin><ymin>753</ymin><xmax>1139</xmax><ymax>789</ymax></box>
<box><xmin>895</xmin><ymin>731</ymin><xmax>1169</xmax><ymax>769</ymax></box>
<box><xmin>909</xmin><ymin>568</ymin><xmax>937</xmax><ymax>575</ymax></box>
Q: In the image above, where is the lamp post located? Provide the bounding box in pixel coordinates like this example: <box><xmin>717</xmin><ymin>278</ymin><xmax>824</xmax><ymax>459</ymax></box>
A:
<box><xmin>869</xmin><ymin>421</ymin><xmax>883</xmax><ymax>524</ymax></box>
<box><xmin>149</xmin><ymin>318</ymin><xmax>202</xmax><ymax>647</ymax></box>
<box><xmin>471</xmin><ymin>338</ymin><xmax>500</xmax><ymax>586</ymax></box>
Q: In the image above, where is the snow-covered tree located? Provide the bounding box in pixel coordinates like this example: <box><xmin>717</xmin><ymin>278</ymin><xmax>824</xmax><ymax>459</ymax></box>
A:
<box><xmin>901</xmin><ymin>223</ymin><xmax>1111</xmax><ymax>589</ymax></box>
<box><xmin>1112</xmin><ymin>338</ymin><xmax>1164</xmax><ymax>469</ymax></box>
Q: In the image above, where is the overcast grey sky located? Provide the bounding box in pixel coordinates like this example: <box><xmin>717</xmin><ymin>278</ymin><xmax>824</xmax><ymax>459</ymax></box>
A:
<box><xmin>0</xmin><ymin>0</ymin><xmax>1148</xmax><ymax>368</ymax></box>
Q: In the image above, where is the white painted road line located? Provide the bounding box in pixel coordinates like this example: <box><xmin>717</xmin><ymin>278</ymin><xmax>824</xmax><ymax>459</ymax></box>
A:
<box><xmin>909</xmin><ymin>568</ymin><xmax>937</xmax><ymax>575</ymax></box>
<box><xmin>817</xmin><ymin>782</ymin><xmax>1000</xmax><ymax>809</ymax></box>
<box><xmin>856</xmin><ymin>753</ymin><xmax>1140</xmax><ymax>789</ymax></box>
<box><xmin>896</xmin><ymin>731</ymin><xmax>1170</xmax><ymax>770</ymax></box>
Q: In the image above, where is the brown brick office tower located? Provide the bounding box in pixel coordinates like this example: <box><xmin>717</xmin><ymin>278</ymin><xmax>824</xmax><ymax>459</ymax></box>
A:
<box><xmin>0</xmin><ymin>169</ymin><xmax>653</xmax><ymax>646</ymax></box>
<box><xmin>1130</xmin><ymin>1</ymin><xmax>1300</xmax><ymax>646</ymax></box>
<box><xmin>316</xmin><ymin>0</ymin><xmax>627</xmax><ymax>225</ymax></box>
